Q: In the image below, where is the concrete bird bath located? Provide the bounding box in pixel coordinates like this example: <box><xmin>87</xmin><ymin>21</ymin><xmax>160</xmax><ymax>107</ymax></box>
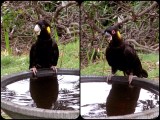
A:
<box><xmin>1</xmin><ymin>68</ymin><xmax>80</xmax><ymax>119</ymax></box>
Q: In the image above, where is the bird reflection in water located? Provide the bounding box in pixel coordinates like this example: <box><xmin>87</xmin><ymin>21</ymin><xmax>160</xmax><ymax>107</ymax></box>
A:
<box><xmin>30</xmin><ymin>73</ymin><xmax>58</xmax><ymax>109</ymax></box>
<box><xmin>106</xmin><ymin>84</ymin><xmax>141</xmax><ymax>116</ymax></box>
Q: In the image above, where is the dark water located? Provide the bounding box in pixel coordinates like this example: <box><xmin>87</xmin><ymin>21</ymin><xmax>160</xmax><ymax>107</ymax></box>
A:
<box><xmin>1</xmin><ymin>77</ymin><xmax>159</xmax><ymax>117</ymax></box>
<box><xmin>1</xmin><ymin>75</ymin><xmax>79</xmax><ymax>110</ymax></box>
<box><xmin>81</xmin><ymin>82</ymin><xmax>159</xmax><ymax>118</ymax></box>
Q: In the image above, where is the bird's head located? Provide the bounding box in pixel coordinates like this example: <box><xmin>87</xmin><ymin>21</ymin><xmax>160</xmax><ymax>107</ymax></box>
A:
<box><xmin>34</xmin><ymin>20</ymin><xmax>51</xmax><ymax>36</ymax></box>
<box><xmin>103</xmin><ymin>25</ymin><xmax>122</xmax><ymax>42</ymax></box>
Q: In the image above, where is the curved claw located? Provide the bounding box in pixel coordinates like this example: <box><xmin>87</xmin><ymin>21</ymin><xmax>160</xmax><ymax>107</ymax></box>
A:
<box><xmin>128</xmin><ymin>74</ymin><xmax>135</xmax><ymax>88</ymax></box>
<box><xmin>128</xmin><ymin>74</ymin><xmax>133</xmax><ymax>84</ymax></box>
<box><xmin>106</xmin><ymin>74</ymin><xmax>113</xmax><ymax>83</ymax></box>
<box><xmin>51</xmin><ymin>66</ymin><xmax>57</xmax><ymax>73</ymax></box>
<box><xmin>30</xmin><ymin>67</ymin><xmax>37</xmax><ymax>76</ymax></box>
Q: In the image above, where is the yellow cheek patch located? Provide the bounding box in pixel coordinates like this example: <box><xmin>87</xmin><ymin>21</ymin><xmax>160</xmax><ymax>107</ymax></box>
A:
<box><xmin>117</xmin><ymin>31</ymin><xmax>122</xmax><ymax>39</ymax></box>
<box><xmin>47</xmin><ymin>26</ymin><xmax>51</xmax><ymax>34</ymax></box>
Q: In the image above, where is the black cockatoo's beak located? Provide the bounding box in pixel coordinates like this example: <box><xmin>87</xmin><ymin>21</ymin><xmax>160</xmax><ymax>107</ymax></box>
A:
<box><xmin>34</xmin><ymin>24</ymin><xmax>41</xmax><ymax>35</ymax></box>
<box><xmin>104</xmin><ymin>31</ymin><xmax>112</xmax><ymax>41</ymax></box>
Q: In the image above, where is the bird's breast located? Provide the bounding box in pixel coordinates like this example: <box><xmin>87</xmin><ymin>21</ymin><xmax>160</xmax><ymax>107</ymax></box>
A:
<box><xmin>106</xmin><ymin>48</ymin><xmax>127</xmax><ymax>70</ymax></box>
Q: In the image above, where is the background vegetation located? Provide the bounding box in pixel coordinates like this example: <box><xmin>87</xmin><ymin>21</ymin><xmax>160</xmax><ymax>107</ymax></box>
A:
<box><xmin>80</xmin><ymin>1</ymin><xmax>159</xmax><ymax>80</ymax></box>
<box><xmin>1</xmin><ymin>1</ymin><xmax>159</xmax><ymax>84</ymax></box>
<box><xmin>1</xmin><ymin>40</ymin><xmax>79</xmax><ymax>76</ymax></box>
<box><xmin>1</xmin><ymin>1</ymin><xmax>80</xmax><ymax>118</ymax></box>
<box><xmin>1</xmin><ymin>1</ymin><xmax>159</xmax><ymax>118</ymax></box>
<box><xmin>1</xmin><ymin>1</ymin><xmax>79</xmax><ymax>71</ymax></box>
<box><xmin>80</xmin><ymin>1</ymin><xmax>159</xmax><ymax>67</ymax></box>
<box><xmin>1</xmin><ymin>1</ymin><xmax>159</xmax><ymax>68</ymax></box>
<box><xmin>1</xmin><ymin>1</ymin><xmax>79</xmax><ymax>55</ymax></box>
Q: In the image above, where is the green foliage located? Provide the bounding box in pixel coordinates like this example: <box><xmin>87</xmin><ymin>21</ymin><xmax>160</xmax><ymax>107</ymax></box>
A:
<box><xmin>2</xmin><ymin>8</ymin><xmax>14</xmax><ymax>54</ymax></box>
<box><xmin>1</xmin><ymin>55</ymin><xmax>13</xmax><ymax>66</ymax></box>
<box><xmin>4</xmin><ymin>28</ymin><xmax>11</xmax><ymax>54</ymax></box>
<box><xmin>53</xmin><ymin>24</ymin><xmax>59</xmax><ymax>43</ymax></box>
<box><xmin>43</xmin><ymin>1</ymin><xmax>58</xmax><ymax>12</ymax></box>
<box><xmin>57</xmin><ymin>40</ymin><xmax>79</xmax><ymax>69</ymax></box>
<box><xmin>81</xmin><ymin>60</ymin><xmax>108</xmax><ymax>76</ymax></box>
<box><xmin>1</xmin><ymin>5</ymin><xmax>26</xmax><ymax>54</ymax></box>
<box><xmin>1</xmin><ymin>41</ymin><xmax>79</xmax><ymax>76</ymax></box>
<box><xmin>1</xmin><ymin>54</ymin><xmax>29</xmax><ymax>76</ymax></box>
<box><xmin>81</xmin><ymin>53</ymin><xmax>159</xmax><ymax>80</ymax></box>
<box><xmin>81</xmin><ymin>1</ymin><xmax>159</xmax><ymax>67</ymax></box>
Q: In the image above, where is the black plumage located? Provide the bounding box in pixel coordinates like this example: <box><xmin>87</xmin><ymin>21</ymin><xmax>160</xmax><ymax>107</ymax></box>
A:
<box><xmin>75</xmin><ymin>0</ymin><xmax>84</xmax><ymax>6</ymax></box>
<box><xmin>104</xmin><ymin>25</ymin><xmax>148</xmax><ymax>84</ymax></box>
<box><xmin>30</xmin><ymin>75</ymin><xmax>58</xmax><ymax>109</ymax></box>
<box><xmin>29</xmin><ymin>20</ymin><xmax>59</xmax><ymax>74</ymax></box>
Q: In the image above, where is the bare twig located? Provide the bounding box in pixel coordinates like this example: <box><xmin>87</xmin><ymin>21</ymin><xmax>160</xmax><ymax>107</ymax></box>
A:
<box><xmin>114</xmin><ymin>1</ymin><xmax>158</xmax><ymax>28</ymax></box>
<box><xmin>82</xmin><ymin>6</ymin><xmax>103</xmax><ymax>34</ymax></box>
<box><xmin>125</xmin><ymin>39</ymin><xmax>159</xmax><ymax>53</ymax></box>
<box><xmin>54</xmin><ymin>1</ymin><xmax>77</xmax><ymax>22</ymax></box>
<box><xmin>136</xmin><ymin>47</ymin><xmax>157</xmax><ymax>53</ymax></box>
<box><xmin>137</xmin><ymin>2</ymin><xmax>158</xmax><ymax>17</ymax></box>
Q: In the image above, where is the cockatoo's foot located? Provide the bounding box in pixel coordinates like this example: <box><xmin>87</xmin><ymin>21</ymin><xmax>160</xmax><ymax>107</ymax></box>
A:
<box><xmin>51</xmin><ymin>66</ymin><xmax>57</xmax><ymax>73</ymax></box>
<box><xmin>30</xmin><ymin>67</ymin><xmax>37</xmax><ymax>76</ymax></box>
<box><xmin>106</xmin><ymin>74</ymin><xmax>114</xmax><ymax>83</ymax></box>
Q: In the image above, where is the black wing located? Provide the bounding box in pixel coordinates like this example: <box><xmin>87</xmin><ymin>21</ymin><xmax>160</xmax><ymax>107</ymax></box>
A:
<box><xmin>51</xmin><ymin>40</ymin><xmax>59</xmax><ymax>66</ymax></box>
<box><xmin>29</xmin><ymin>44</ymin><xmax>37</xmax><ymax>69</ymax></box>
<box><xmin>124</xmin><ymin>44</ymin><xmax>143</xmax><ymax>75</ymax></box>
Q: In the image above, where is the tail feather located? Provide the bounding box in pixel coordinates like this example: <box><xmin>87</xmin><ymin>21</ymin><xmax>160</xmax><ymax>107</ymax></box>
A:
<box><xmin>141</xmin><ymin>69</ymin><xmax>148</xmax><ymax>78</ymax></box>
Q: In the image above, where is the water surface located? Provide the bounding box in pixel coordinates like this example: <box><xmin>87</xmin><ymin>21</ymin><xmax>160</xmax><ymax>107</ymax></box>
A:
<box><xmin>81</xmin><ymin>82</ymin><xmax>159</xmax><ymax>118</ymax></box>
<box><xmin>1</xmin><ymin>75</ymin><xmax>79</xmax><ymax>110</ymax></box>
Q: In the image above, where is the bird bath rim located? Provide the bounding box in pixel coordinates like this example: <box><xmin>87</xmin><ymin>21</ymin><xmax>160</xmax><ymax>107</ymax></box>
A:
<box><xmin>81</xmin><ymin>75</ymin><xmax>159</xmax><ymax>119</ymax></box>
<box><xmin>1</xmin><ymin>68</ymin><xmax>80</xmax><ymax>119</ymax></box>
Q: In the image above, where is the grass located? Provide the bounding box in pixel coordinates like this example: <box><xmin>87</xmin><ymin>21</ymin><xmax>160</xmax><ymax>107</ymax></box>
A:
<box><xmin>58</xmin><ymin>40</ymin><xmax>79</xmax><ymax>69</ymax></box>
<box><xmin>1</xmin><ymin>54</ymin><xmax>29</xmax><ymax>76</ymax></box>
<box><xmin>1</xmin><ymin>40</ymin><xmax>79</xmax><ymax>77</ymax></box>
<box><xmin>81</xmin><ymin>53</ymin><xmax>159</xmax><ymax>80</ymax></box>
<box><xmin>1</xmin><ymin>41</ymin><xmax>159</xmax><ymax>119</ymax></box>
<box><xmin>1</xmin><ymin>44</ymin><xmax>158</xmax><ymax>78</ymax></box>
<box><xmin>1</xmin><ymin>40</ymin><xmax>79</xmax><ymax>119</ymax></box>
